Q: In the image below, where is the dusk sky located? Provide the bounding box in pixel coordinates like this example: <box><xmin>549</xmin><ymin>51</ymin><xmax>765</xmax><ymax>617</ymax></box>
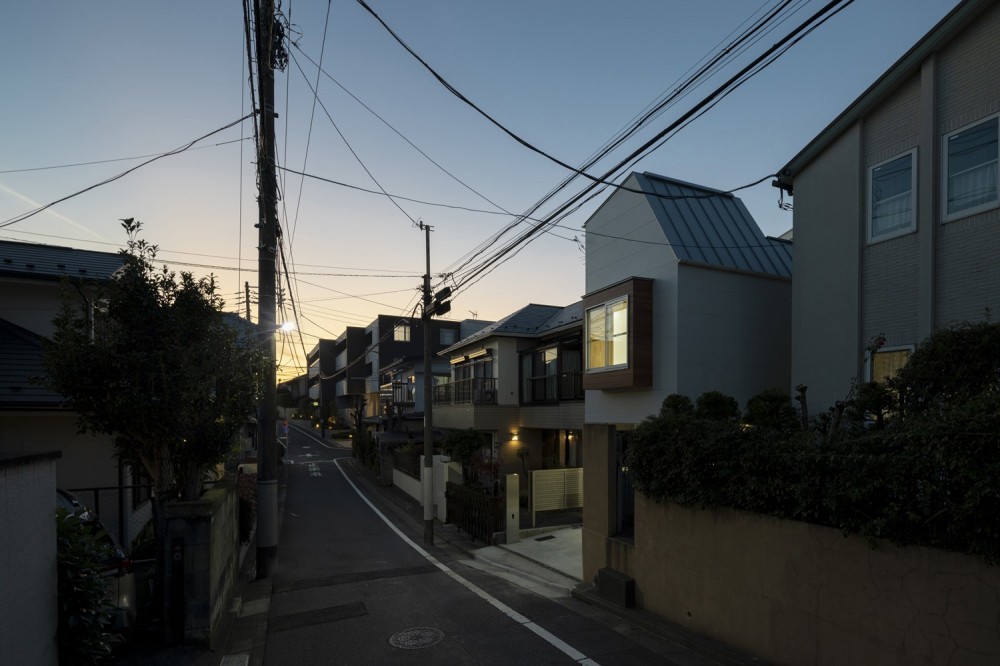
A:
<box><xmin>2</xmin><ymin>0</ymin><xmax>962</xmax><ymax>379</ymax></box>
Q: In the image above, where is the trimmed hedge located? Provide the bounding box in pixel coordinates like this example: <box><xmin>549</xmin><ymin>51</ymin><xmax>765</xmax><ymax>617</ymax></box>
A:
<box><xmin>626</xmin><ymin>321</ymin><xmax>1000</xmax><ymax>564</ymax></box>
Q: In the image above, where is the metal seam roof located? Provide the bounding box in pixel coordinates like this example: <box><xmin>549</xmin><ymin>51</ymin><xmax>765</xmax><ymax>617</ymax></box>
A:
<box><xmin>635</xmin><ymin>172</ymin><xmax>792</xmax><ymax>278</ymax></box>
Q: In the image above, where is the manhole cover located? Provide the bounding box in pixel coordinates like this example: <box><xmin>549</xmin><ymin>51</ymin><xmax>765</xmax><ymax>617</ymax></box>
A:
<box><xmin>388</xmin><ymin>627</ymin><xmax>444</xmax><ymax>650</ymax></box>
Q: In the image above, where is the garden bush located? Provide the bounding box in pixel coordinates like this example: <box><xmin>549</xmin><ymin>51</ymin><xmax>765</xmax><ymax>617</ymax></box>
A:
<box><xmin>626</xmin><ymin>321</ymin><xmax>1000</xmax><ymax>564</ymax></box>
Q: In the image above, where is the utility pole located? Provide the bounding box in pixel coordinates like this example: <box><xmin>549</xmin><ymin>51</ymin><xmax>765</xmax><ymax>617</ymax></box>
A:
<box><xmin>421</xmin><ymin>222</ymin><xmax>434</xmax><ymax>545</ymax></box>
<box><xmin>254</xmin><ymin>0</ymin><xmax>279</xmax><ymax>579</ymax></box>
<box><xmin>245</xmin><ymin>281</ymin><xmax>252</xmax><ymax>321</ymax></box>
<box><xmin>420</xmin><ymin>222</ymin><xmax>451</xmax><ymax>546</ymax></box>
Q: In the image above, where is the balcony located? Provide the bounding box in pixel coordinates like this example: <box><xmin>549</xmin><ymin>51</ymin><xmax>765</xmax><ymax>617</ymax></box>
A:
<box><xmin>380</xmin><ymin>381</ymin><xmax>415</xmax><ymax>410</ymax></box>
<box><xmin>522</xmin><ymin>370</ymin><xmax>583</xmax><ymax>404</ymax></box>
<box><xmin>433</xmin><ymin>377</ymin><xmax>498</xmax><ymax>405</ymax></box>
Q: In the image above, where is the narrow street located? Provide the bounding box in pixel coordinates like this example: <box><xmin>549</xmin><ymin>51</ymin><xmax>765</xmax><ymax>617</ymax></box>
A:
<box><xmin>263</xmin><ymin>425</ymin><xmax>682</xmax><ymax>665</ymax></box>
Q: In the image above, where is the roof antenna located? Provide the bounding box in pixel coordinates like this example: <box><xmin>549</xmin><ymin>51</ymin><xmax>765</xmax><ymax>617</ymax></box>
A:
<box><xmin>469</xmin><ymin>310</ymin><xmax>478</xmax><ymax>319</ymax></box>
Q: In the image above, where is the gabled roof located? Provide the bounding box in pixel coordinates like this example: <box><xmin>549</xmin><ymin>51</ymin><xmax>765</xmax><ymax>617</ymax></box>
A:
<box><xmin>623</xmin><ymin>172</ymin><xmax>792</xmax><ymax>278</ymax></box>
<box><xmin>777</xmin><ymin>0</ymin><xmax>991</xmax><ymax>188</ymax></box>
<box><xmin>441</xmin><ymin>302</ymin><xmax>583</xmax><ymax>355</ymax></box>
<box><xmin>0</xmin><ymin>240</ymin><xmax>123</xmax><ymax>282</ymax></box>
<box><xmin>0</xmin><ymin>318</ymin><xmax>62</xmax><ymax>408</ymax></box>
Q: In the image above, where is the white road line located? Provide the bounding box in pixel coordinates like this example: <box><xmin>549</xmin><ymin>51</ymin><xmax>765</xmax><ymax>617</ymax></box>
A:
<box><xmin>332</xmin><ymin>458</ymin><xmax>599</xmax><ymax>665</ymax></box>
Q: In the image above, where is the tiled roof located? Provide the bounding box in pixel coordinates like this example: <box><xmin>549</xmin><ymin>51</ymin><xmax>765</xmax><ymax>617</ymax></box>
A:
<box><xmin>0</xmin><ymin>240</ymin><xmax>123</xmax><ymax>282</ymax></box>
<box><xmin>635</xmin><ymin>172</ymin><xmax>792</xmax><ymax>278</ymax></box>
<box><xmin>442</xmin><ymin>302</ymin><xmax>582</xmax><ymax>353</ymax></box>
<box><xmin>0</xmin><ymin>318</ymin><xmax>62</xmax><ymax>408</ymax></box>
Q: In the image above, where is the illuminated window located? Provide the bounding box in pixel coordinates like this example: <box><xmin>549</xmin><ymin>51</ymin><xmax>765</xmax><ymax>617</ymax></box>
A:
<box><xmin>586</xmin><ymin>297</ymin><xmax>628</xmax><ymax>371</ymax></box>
<box><xmin>870</xmin><ymin>348</ymin><xmax>910</xmax><ymax>384</ymax></box>
<box><xmin>393</xmin><ymin>323</ymin><xmax>410</xmax><ymax>342</ymax></box>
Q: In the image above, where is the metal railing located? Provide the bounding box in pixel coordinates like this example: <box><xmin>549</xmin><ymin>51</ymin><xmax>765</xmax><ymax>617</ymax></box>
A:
<box><xmin>445</xmin><ymin>481</ymin><xmax>504</xmax><ymax>545</ymax></box>
<box><xmin>433</xmin><ymin>377</ymin><xmax>498</xmax><ymax>405</ymax></box>
<box><xmin>523</xmin><ymin>370</ymin><xmax>584</xmax><ymax>404</ymax></box>
<box><xmin>67</xmin><ymin>485</ymin><xmax>153</xmax><ymax>550</ymax></box>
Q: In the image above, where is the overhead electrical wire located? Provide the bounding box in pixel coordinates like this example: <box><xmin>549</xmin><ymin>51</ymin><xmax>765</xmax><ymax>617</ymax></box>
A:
<box><xmin>288</xmin><ymin>50</ymin><xmax>418</xmax><ymax>226</ymax></box>
<box><xmin>446</xmin><ymin>0</ymin><xmax>855</xmax><ymax>299</ymax></box>
<box><xmin>0</xmin><ymin>114</ymin><xmax>255</xmax><ymax>230</ymax></box>
<box><xmin>0</xmin><ymin>138</ymin><xmax>252</xmax><ymax>175</ymax></box>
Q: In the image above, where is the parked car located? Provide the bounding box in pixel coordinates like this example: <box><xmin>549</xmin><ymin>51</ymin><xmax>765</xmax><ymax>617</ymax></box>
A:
<box><xmin>56</xmin><ymin>489</ymin><xmax>137</xmax><ymax>638</ymax></box>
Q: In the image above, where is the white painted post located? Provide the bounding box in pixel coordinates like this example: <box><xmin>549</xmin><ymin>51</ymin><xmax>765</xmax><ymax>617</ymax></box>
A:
<box><xmin>505</xmin><ymin>473</ymin><xmax>520</xmax><ymax>544</ymax></box>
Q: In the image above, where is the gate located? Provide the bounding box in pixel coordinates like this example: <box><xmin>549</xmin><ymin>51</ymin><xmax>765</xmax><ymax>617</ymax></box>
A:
<box><xmin>445</xmin><ymin>482</ymin><xmax>503</xmax><ymax>545</ymax></box>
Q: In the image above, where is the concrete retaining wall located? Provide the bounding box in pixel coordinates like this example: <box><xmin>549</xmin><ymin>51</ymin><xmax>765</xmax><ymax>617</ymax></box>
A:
<box><xmin>622</xmin><ymin>495</ymin><xmax>1000</xmax><ymax>665</ymax></box>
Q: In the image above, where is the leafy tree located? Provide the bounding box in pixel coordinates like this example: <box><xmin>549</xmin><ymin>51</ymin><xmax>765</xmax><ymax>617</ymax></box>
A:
<box><xmin>442</xmin><ymin>429</ymin><xmax>488</xmax><ymax>484</ymax></box>
<box><xmin>44</xmin><ymin>219</ymin><xmax>268</xmax><ymax>634</ymax></box>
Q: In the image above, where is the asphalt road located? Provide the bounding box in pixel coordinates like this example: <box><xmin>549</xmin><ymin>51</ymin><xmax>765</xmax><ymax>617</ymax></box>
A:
<box><xmin>264</xmin><ymin>426</ymin><xmax>692</xmax><ymax>665</ymax></box>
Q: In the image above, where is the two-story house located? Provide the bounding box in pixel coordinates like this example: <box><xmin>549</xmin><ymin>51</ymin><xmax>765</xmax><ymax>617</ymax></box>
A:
<box><xmin>775</xmin><ymin>0</ymin><xmax>1000</xmax><ymax>414</ymax></box>
<box><xmin>434</xmin><ymin>303</ymin><xmax>585</xmax><ymax>492</ymax></box>
<box><xmin>0</xmin><ymin>240</ymin><xmax>151</xmax><ymax>547</ymax></box>
<box><xmin>580</xmin><ymin>172</ymin><xmax>792</xmax><ymax>583</ymax></box>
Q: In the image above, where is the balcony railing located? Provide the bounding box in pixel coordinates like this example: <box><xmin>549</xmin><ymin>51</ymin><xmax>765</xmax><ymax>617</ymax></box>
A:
<box><xmin>380</xmin><ymin>381</ymin><xmax>415</xmax><ymax>408</ymax></box>
<box><xmin>433</xmin><ymin>377</ymin><xmax>498</xmax><ymax>405</ymax></box>
<box><xmin>523</xmin><ymin>370</ymin><xmax>584</xmax><ymax>404</ymax></box>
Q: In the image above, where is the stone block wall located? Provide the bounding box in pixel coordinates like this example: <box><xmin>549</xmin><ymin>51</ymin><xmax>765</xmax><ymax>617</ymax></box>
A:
<box><xmin>166</xmin><ymin>475</ymin><xmax>238</xmax><ymax>647</ymax></box>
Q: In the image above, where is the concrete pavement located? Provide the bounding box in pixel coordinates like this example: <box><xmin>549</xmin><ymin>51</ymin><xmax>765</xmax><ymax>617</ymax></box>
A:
<box><xmin>118</xmin><ymin>426</ymin><xmax>764</xmax><ymax>665</ymax></box>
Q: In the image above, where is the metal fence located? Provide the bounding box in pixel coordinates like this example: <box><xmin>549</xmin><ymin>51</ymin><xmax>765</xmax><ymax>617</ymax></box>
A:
<box><xmin>445</xmin><ymin>482</ymin><xmax>503</xmax><ymax>545</ymax></box>
<box><xmin>68</xmin><ymin>485</ymin><xmax>153</xmax><ymax>551</ymax></box>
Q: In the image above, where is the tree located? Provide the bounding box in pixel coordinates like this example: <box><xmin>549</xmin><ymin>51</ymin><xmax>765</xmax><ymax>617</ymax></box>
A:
<box><xmin>44</xmin><ymin>219</ymin><xmax>268</xmax><ymax>635</ymax></box>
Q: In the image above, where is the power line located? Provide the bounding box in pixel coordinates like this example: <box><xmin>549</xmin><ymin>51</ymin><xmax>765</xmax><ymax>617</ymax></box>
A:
<box><xmin>446</xmin><ymin>0</ymin><xmax>853</xmax><ymax>299</ymax></box>
<box><xmin>0</xmin><ymin>138</ymin><xmax>252</xmax><ymax>175</ymax></box>
<box><xmin>0</xmin><ymin>114</ymin><xmax>255</xmax><ymax>229</ymax></box>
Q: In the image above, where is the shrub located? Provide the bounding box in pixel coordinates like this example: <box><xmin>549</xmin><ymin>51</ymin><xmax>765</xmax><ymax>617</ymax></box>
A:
<box><xmin>625</xmin><ymin>334</ymin><xmax>1000</xmax><ymax>566</ymax></box>
<box><xmin>56</xmin><ymin>508</ymin><xmax>114</xmax><ymax>664</ymax></box>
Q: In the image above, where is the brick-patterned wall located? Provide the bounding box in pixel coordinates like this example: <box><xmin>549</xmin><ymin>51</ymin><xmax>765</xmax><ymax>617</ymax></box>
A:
<box><xmin>861</xmin><ymin>234</ymin><xmax>920</xmax><ymax>349</ymax></box>
<box><xmin>933</xmin><ymin>3</ymin><xmax>1000</xmax><ymax>327</ymax></box>
<box><xmin>863</xmin><ymin>74</ymin><xmax>920</xmax><ymax>166</ymax></box>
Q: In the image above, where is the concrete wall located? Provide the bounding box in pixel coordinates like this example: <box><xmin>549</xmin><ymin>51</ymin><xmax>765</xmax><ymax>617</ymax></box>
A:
<box><xmin>616</xmin><ymin>496</ymin><xmax>1000</xmax><ymax>666</ymax></box>
<box><xmin>392</xmin><ymin>456</ymin><xmax>452</xmax><ymax>522</ymax></box>
<box><xmin>165</xmin><ymin>475</ymin><xmax>239</xmax><ymax>647</ymax></box>
<box><xmin>0</xmin><ymin>452</ymin><xmax>60</xmax><ymax>666</ymax></box>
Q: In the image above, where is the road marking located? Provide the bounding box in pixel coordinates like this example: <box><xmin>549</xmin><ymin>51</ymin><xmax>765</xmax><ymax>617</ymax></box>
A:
<box><xmin>332</xmin><ymin>459</ymin><xmax>598</xmax><ymax>665</ymax></box>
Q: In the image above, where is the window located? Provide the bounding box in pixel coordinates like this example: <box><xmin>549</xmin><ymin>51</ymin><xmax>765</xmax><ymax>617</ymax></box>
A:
<box><xmin>440</xmin><ymin>328</ymin><xmax>456</xmax><ymax>345</ymax></box>
<box><xmin>869</xmin><ymin>150</ymin><xmax>916</xmax><ymax>242</ymax></box>
<box><xmin>869</xmin><ymin>347</ymin><xmax>911</xmax><ymax>384</ymax></box>
<box><xmin>522</xmin><ymin>348</ymin><xmax>559</xmax><ymax>403</ymax></box>
<box><xmin>393</xmin><ymin>323</ymin><xmax>410</xmax><ymax>342</ymax></box>
<box><xmin>944</xmin><ymin>115</ymin><xmax>999</xmax><ymax>220</ymax></box>
<box><xmin>586</xmin><ymin>297</ymin><xmax>628</xmax><ymax>371</ymax></box>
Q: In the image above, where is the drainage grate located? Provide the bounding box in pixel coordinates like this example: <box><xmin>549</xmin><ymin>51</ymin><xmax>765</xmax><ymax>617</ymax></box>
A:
<box><xmin>388</xmin><ymin>627</ymin><xmax>444</xmax><ymax>650</ymax></box>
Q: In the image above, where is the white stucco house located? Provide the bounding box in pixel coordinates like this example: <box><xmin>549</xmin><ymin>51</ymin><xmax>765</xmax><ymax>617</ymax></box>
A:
<box><xmin>579</xmin><ymin>171</ymin><xmax>792</xmax><ymax>577</ymax></box>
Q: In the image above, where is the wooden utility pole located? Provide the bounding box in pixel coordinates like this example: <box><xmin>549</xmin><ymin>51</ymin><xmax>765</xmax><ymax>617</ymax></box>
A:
<box><xmin>245</xmin><ymin>281</ymin><xmax>252</xmax><ymax>321</ymax></box>
<box><xmin>254</xmin><ymin>0</ymin><xmax>279</xmax><ymax>579</ymax></box>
